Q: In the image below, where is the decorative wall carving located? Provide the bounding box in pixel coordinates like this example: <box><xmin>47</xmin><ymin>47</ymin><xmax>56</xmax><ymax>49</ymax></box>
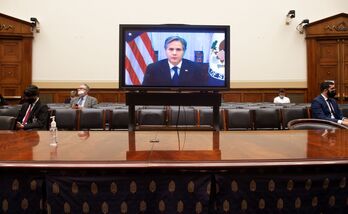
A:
<box><xmin>0</xmin><ymin>24</ymin><xmax>15</xmax><ymax>31</ymax></box>
<box><xmin>326</xmin><ymin>22</ymin><xmax>348</xmax><ymax>31</ymax></box>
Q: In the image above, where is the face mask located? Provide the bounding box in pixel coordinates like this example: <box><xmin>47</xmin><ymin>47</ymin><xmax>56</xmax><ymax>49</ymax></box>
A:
<box><xmin>78</xmin><ymin>90</ymin><xmax>86</xmax><ymax>97</ymax></box>
<box><xmin>26</xmin><ymin>98</ymin><xmax>36</xmax><ymax>104</ymax></box>
<box><xmin>328</xmin><ymin>90</ymin><xmax>336</xmax><ymax>98</ymax></box>
<box><xmin>279</xmin><ymin>96</ymin><xmax>284</xmax><ymax>99</ymax></box>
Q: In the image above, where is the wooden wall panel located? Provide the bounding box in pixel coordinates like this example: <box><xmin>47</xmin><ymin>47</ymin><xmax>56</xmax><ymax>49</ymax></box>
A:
<box><xmin>243</xmin><ymin>93</ymin><xmax>263</xmax><ymax>102</ymax></box>
<box><xmin>222</xmin><ymin>93</ymin><xmax>241</xmax><ymax>102</ymax></box>
<box><xmin>8</xmin><ymin>88</ymin><xmax>307</xmax><ymax>104</ymax></box>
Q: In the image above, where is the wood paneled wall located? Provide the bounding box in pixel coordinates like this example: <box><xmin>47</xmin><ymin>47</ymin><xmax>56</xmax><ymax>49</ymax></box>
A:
<box><xmin>34</xmin><ymin>88</ymin><xmax>307</xmax><ymax>104</ymax></box>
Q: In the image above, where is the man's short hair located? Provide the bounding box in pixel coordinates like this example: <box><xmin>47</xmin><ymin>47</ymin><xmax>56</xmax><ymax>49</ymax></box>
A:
<box><xmin>164</xmin><ymin>36</ymin><xmax>187</xmax><ymax>51</ymax></box>
<box><xmin>320</xmin><ymin>81</ymin><xmax>334</xmax><ymax>92</ymax></box>
<box><xmin>24</xmin><ymin>85</ymin><xmax>39</xmax><ymax>97</ymax></box>
<box><xmin>279</xmin><ymin>88</ymin><xmax>285</xmax><ymax>93</ymax></box>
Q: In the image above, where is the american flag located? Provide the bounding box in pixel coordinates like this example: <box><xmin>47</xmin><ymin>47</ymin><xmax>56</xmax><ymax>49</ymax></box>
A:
<box><xmin>125</xmin><ymin>32</ymin><xmax>156</xmax><ymax>85</ymax></box>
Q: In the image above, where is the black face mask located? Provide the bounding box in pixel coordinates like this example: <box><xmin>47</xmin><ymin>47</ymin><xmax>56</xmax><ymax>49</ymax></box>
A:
<box><xmin>26</xmin><ymin>98</ymin><xmax>36</xmax><ymax>104</ymax></box>
<box><xmin>327</xmin><ymin>90</ymin><xmax>336</xmax><ymax>98</ymax></box>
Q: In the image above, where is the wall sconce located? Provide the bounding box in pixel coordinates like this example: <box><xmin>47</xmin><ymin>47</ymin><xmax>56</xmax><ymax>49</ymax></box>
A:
<box><xmin>296</xmin><ymin>19</ymin><xmax>309</xmax><ymax>34</ymax></box>
<box><xmin>285</xmin><ymin>10</ymin><xmax>296</xmax><ymax>25</ymax></box>
<box><xmin>30</xmin><ymin>17</ymin><xmax>40</xmax><ymax>33</ymax></box>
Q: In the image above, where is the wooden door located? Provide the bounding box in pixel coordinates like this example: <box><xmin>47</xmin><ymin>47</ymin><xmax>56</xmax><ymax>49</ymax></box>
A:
<box><xmin>0</xmin><ymin>13</ymin><xmax>33</xmax><ymax>101</ymax></box>
<box><xmin>305</xmin><ymin>13</ymin><xmax>348</xmax><ymax>103</ymax></box>
<box><xmin>341</xmin><ymin>39</ymin><xmax>348</xmax><ymax>102</ymax></box>
<box><xmin>0</xmin><ymin>39</ymin><xmax>23</xmax><ymax>96</ymax></box>
<box><xmin>315</xmin><ymin>40</ymin><xmax>339</xmax><ymax>91</ymax></box>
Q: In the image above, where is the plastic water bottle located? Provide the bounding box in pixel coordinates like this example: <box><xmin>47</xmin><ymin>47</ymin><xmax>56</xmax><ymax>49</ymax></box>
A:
<box><xmin>50</xmin><ymin>116</ymin><xmax>58</xmax><ymax>146</ymax></box>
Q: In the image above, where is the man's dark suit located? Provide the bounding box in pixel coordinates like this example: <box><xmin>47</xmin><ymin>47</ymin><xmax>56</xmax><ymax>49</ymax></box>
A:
<box><xmin>311</xmin><ymin>95</ymin><xmax>344</xmax><ymax>123</ymax></box>
<box><xmin>17</xmin><ymin>99</ymin><xmax>49</xmax><ymax>130</ymax></box>
<box><xmin>142</xmin><ymin>59</ymin><xmax>206</xmax><ymax>86</ymax></box>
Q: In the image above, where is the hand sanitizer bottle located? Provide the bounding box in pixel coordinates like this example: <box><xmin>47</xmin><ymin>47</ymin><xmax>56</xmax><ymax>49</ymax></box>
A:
<box><xmin>50</xmin><ymin>116</ymin><xmax>58</xmax><ymax>145</ymax></box>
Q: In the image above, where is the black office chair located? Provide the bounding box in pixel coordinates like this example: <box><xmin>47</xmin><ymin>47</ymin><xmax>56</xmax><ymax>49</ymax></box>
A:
<box><xmin>109</xmin><ymin>108</ymin><xmax>129</xmax><ymax>130</ymax></box>
<box><xmin>168</xmin><ymin>106</ymin><xmax>197</xmax><ymax>127</ymax></box>
<box><xmin>79</xmin><ymin>109</ymin><xmax>106</xmax><ymax>130</ymax></box>
<box><xmin>225</xmin><ymin>108</ymin><xmax>253</xmax><ymax>130</ymax></box>
<box><xmin>287</xmin><ymin>118</ymin><xmax>348</xmax><ymax>130</ymax></box>
<box><xmin>253</xmin><ymin>108</ymin><xmax>281</xmax><ymax>130</ymax></box>
<box><xmin>281</xmin><ymin>107</ymin><xmax>308</xmax><ymax>129</ymax></box>
<box><xmin>137</xmin><ymin>108</ymin><xmax>167</xmax><ymax>126</ymax></box>
<box><xmin>54</xmin><ymin>109</ymin><xmax>78</xmax><ymax>130</ymax></box>
<box><xmin>0</xmin><ymin>107</ymin><xmax>20</xmax><ymax>117</ymax></box>
<box><xmin>0</xmin><ymin>116</ymin><xmax>16</xmax><ymax>130</ymax></box>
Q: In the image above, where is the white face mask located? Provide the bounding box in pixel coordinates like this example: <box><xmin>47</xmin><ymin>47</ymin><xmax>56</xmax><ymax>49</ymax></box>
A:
<box><xmin>78</xmin><ymin>89</ymin><xmax>86</xmax><ymax>96</ymax></box>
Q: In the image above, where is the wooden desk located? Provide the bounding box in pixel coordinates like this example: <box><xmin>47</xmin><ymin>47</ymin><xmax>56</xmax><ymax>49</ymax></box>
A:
<box><xmin>1</xmin><ymin>130</ymin><xmax>348</xmax><ymax>213</ymax></box>
<box><xmin>0</xmin><ymin>129</ymin><xmax>347</xmax><ymax>168</ymax></box>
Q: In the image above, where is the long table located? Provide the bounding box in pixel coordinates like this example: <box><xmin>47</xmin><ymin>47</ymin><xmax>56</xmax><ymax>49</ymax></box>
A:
<box><xmin>1</xmin><ymin>130</ymin><xmax>348</xmax><ymax>213</ymax></box>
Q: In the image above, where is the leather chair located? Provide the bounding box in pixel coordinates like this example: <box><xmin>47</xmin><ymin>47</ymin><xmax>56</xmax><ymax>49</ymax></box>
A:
<box><xmin>253</xmin><ymin>108</ymin><xmax>281</xmax><ymax>130</ymax></box>
<box><xmin>287</xmin><ymin>118</ymin><xmax>348</xmax><ymax>130</ymax></box>
<box><xmin>0</xmin><ymin>107</ymin><xmax>20</xmax><ymax>117</ymax></box>
<box><xmin>0</xmin><ymin>116</ymin><xmax>16</xmax><ymax>130</ymax></box>
<box><xmin>340</xmin><ymin>106</ymin><xmax>348</xmax><ymax>118</ymax></box>
<box><xmin>47</xmin><ymin>103</ymin><xmax>71</xmax><ymax>109</ymax></box>
<box><xmin>109</xmin><ymin>108</ymin><xmax>129</xmax><ymax>130</ymax></box>
<box><xmin>79</xmin><ymin>109</ymin><xmax>106</xmax><ymax>130</ymax></box>
<box><xmin>196</xmin><ymin>107</ymin><xmax>213</xmax><ymax>127</ymax></box>
<box><xmin>168</xmin><ymin>106</ymin><xmax>197</xmax><ymax>127</ymax></box>
<box><xmin>225</xmin><ymin>108</ymin><xmax>253</xmax><ymax>130</ymax></box>
<box><xmin>54</xmin><ymin>109</ymin><xmax>79</xmax><ymax>130</ymax></box>
<box><xmin>281</xmin><ymin>107</ymin><xmax>308</xmax><ymax>129</ymax></box>
<box><xmin>137</xmin><ymin>108</ymin><xmax>167</xmax><ymax>126</ymax></box>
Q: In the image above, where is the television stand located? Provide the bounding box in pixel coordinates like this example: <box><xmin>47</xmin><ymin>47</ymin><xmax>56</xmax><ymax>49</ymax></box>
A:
<box><xmin>126</xmin><ymin>92</ymin><xmax>222</xmax><ymax>131</ymax></box>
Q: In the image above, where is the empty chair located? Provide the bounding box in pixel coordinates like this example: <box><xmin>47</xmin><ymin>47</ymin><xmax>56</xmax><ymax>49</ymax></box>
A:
<box><xmin>47</xmin><ymin>103</ymin><xmax>70</xmax><ymax>109</ymax></box>
<box><xmin>79</xmin><ymin>109</ymin><xmax>106</xmax><ymax>130</ymax></box>
<box><xmin>0</xmin><ymin>107</ymin><xmax>20</xmax><ymax>117</ymax></box>
<box><xmin>281</xmin><ymin>107</ymin><xmax>308</xmax><ymax>129</ymax></box>
<box><xmin>0</xmin><ymin>116</ymin><xmax>16</xmax><ymax>130</ymax></box>
<box><xmin>340</xmin><ymin>106</ymin><xmax>348</xmax><ymax>118</ymax></box>
<box><xmin>225</xmin><ymin>108</ymin><xmax>252</xmax><ymax>130</ymax></box>
<box><xmin>288</xmin><ymin>118</ymin><xmax>348</xmax><ymax>130</ymax></box>
<box><xmin>168</xmin><ymin>106</ymin><xmax>197</xmax><ymax>127</ymax></box>
<box><xmin>109</xmin><ymin>108</ymin><xmax>129</xmax><ymax>130</ymax></box>
<box><xmin>196</xmin><ymin>107</ymin><xmax>213</xmax><ymax>127</ymax></box>
<box><xmin>253</xmin><ymin>108</ymin><xmax>281</xmax><ymax>130</ymax></box>
<box><xmin>54</xmin><ymin>109</ymin><xmax>78</xmax><ymax>130</ymax></box>
<box><xmin>137</xmin><ymin>108</ymin><xmax>167</xmax><ymax>126</ymax></box>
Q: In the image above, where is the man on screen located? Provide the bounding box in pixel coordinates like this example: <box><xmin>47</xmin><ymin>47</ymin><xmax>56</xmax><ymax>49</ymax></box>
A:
<box><xmin>142</xmin><ymin>36</ymin><xmax>206</xmax><ymax>86</ymax></box>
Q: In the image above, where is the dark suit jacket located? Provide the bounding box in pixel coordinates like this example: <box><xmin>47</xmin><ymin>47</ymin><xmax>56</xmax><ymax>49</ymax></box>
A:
<box><xmin>142</xmin><ymin>59</ymin><xmax>206</xmax><ymax>86</ymax></box>
<box><xmin>17</xmin><ymin>99</ymin><xmax>49</xmax><ymax>130</ymax></box>
<box><xmin>311</xmin><ymin>95</ymin><xmax>343</xmax><ymax>123</ymax></box>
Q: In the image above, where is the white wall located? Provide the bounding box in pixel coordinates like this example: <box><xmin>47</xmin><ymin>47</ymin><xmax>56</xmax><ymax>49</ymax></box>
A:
<box><xmin>1</xmin><ymin>0</ymin><xmax>347</xmax><ymax>88</ymax></box>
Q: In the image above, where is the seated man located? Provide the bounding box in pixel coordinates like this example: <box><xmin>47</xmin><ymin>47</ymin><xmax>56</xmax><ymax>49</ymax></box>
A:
<box><xmin>311</xmin><ymin>81</ymin><xmax>348</xmax><ymax>126</ymax></box>
<box><xmin>70</xmin><ymin>83</ymin><xmax>98</xmax><ymax>108</ymax></box>
<box><xmin>274</xmin><ymin>88</ymin><xmax>290</xmax><ymax>104</ymax></box>
<box><xmin>16</xmin><ymin>85</ymin><xmax>49</xmax><ymax>130</ymax></box>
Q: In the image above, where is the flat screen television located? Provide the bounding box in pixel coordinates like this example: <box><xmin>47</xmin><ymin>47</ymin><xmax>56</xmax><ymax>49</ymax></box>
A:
<box><xmin>119</xmin><ymin>24</ymin><xmax>230</xmax><ymax>91</ymax></box>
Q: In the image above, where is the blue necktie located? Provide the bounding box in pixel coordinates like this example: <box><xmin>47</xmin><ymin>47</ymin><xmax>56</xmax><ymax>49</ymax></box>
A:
<box><xmin>172</xmin><ymin>66</ymin><xmax>179</xmax><ymax>85</ymax></box>
<box><xmin>77</xmin><ymin>97</ymin><xmax>83</xmax><ymax>106</ymax></box>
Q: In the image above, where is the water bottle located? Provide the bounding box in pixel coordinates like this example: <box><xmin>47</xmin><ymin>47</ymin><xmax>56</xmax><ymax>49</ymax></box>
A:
<box><xmin>50</xmin><ymin>116</ymin><xmax>58</xmax><ymax>145</ymax></box>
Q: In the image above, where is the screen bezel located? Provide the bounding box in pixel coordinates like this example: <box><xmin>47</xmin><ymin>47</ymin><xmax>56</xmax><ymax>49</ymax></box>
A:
<box><xmin>119</xmin><ymin>24</ymin><xmax>230</xmax><ymax>91</ymax></box>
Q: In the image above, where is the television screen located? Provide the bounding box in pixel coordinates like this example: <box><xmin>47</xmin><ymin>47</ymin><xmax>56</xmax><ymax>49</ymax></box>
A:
<box><xmin>119</xmin><ymin>24</ymin><xmax>230</xmax><ymax>91</ymax></box>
